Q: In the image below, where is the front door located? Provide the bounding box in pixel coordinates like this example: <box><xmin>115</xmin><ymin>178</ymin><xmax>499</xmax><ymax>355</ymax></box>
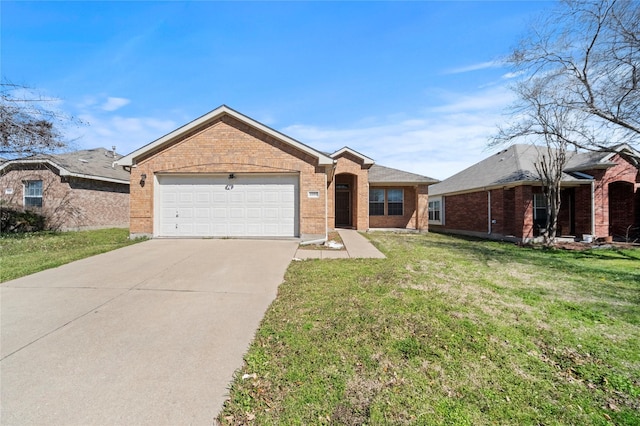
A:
<box><xmin>335</xmin><ymin>190</ymin><xmax>351</xmax><ymax>227</ymax></box>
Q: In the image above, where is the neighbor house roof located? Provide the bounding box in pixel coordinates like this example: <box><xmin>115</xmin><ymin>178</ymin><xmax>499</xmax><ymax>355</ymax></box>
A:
<box><xmin>369</xmin><ymin>164</ymin><xmax>438</xmax><ymax>186</ymax></box>
<box><xmin>429</xmin><ymin>144</ymin><xmax>597</xmax><ymax>196</ymax></box>
<box><xmin>565</xmin><ymin>143</ymin><xmax>640</xmax><ymax>171</ymax></box>
<box><xmin>0</xmin><ymin>148</ymin><xmax>130</xmax><ymax>184</ymax></box>
<box><xmin>115</xmin><ymin>105</ymin><xmax>335</xmax><ymax>167</ymax></box>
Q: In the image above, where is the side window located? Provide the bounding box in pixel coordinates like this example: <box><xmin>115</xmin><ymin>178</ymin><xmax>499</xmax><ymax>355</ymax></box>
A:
<box><xmin>387</xmin><ymin>189</ymin><xmax>403</xmax><ymax>216</ymax></box>
<box><xmin>428</xmin><ymin>200</ymin><xmax>441</xmax><ymax>221</ymax></box>
<box><xmin>533</xmin><ymin>193</ymin><xmax>547</xmax><ymax>225</ymax></box>
<box><xmin>369</xmin><ymin>189</ymin><xmax>385</xmax><ymax>216</ymax></box>
<box><xmin>24</xmin><ymin>180</ymin><xmax>43</xmax><ymax>208</ymax></box>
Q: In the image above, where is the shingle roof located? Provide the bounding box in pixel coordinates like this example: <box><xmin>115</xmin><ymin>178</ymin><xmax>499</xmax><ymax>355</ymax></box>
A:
<box><xmin>429</xmin><ymin>144</ymin><xmax>593</xmax><ymax>196</ymax></box>
<box><xmin>0</xmin><ymin>148</ymin><xmax>130</xmax><ymax>183</ymax></box>
<box><xmin>369</xmin><ymin>164</ymin><xmax>438</xmax><ymax>185</ymax></box>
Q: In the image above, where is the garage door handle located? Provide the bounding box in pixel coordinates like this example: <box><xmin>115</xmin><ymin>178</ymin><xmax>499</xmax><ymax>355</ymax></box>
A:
<box><xmin>176</xmin><ymin>210</ymin><xmax>179</xmax><ymax>218</ymax></box>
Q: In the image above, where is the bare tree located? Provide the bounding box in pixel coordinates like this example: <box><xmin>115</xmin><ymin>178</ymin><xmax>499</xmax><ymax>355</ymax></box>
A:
<box><xmin>494</xmin><ymin>0</ymin><xmax>639</xmax><ymax>245</ymax></box>
<box><xmin>496</xmin><ymin>76</ymin><xmax>575</xmax><ymax>245</ymax></box>
<box><xmin>505</xmin><ymin>0</ymin><xmax>639</xmax><ymax>150</ymax></box>
<box><xmin>0</xmin><ymin>81</ymin><xmax>81</xmax><ymax>156</ymax></box>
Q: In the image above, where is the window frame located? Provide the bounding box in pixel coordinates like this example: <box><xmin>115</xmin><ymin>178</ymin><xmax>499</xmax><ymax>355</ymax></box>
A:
<box><xmin>369</xmin><ymin>188</ymin><xmax>385</xmax><ymax>216</ymax></box>
<box><xmin>428</xmin><ymin>199</ymin><xmax>441</xmax><ymax>223</ymax></box>
<box><xmin>387</xmin><ymin>188</ymin><xmax>404</xmax><ymax>216</ymax></box>
<box><xmin>533</xmin><ymin>192</ymin><xmax>547</xmax><ymax>224</ymax></box>
<box><xmin>369</xmin><ymin>188</ymin><xmax>405</xmax><ymax>217</ymax></box>
<box><xmin>24</xmin><ymin>180</ymin><xmax>43</xmax><ymax>208</ymax></box>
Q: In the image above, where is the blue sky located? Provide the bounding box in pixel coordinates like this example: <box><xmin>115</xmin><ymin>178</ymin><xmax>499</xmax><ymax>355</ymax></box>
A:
<box><xmin>2</xmin><ymin>1</ymin><xmax>554</xmax><ymax>179</ymax></box>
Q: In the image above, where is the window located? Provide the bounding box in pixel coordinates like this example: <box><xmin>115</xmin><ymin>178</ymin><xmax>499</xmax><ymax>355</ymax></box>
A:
<box><xmin>533</xmin><ymin>193</ymin><xmax>547</xmax><ymax>224</ymax></box>
<box><xmin>387</xmin><ymin>189</ymin><xmax>403</xmax><ymax>216</ymax></box>
<box><xmin>369</xmin><ymin>189</ymin><xmax>385</xmax><ymax>216</ymax></box>
<box><xmin>428</xmin><ymin>200</ymin><xmax>441</xmax><ymax>222</ymax></box>
<box><xmin>369</xmin><ymin>188</ymin><xmax>405</xmax><ymax>216</ymax></box>
<box><xmin>24</xmin><ymin>180</ymin><xmax>43</xmax><ymax>208</ymax></box>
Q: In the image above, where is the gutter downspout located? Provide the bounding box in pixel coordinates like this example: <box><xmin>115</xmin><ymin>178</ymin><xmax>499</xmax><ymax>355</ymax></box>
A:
<box><xmin>487</xmin><ymin>190</ymin><xmax>492</xmax><ymax>234</ymax></box>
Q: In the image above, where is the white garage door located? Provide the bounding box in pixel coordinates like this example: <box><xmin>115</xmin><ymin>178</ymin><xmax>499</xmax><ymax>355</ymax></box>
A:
<box><xmin>156</xmin><ymin>174</ymin><xmax>299</xmax><ymax>237</ymax></box>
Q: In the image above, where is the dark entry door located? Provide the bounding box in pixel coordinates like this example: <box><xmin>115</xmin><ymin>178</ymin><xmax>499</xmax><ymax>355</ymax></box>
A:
<box><xmin>336</xmin><ymin>190</ymin><xmax>351</xmax><ymax>227</ymax></box>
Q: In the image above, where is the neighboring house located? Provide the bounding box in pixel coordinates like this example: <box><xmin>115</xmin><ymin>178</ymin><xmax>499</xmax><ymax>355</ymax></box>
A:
<box><xmin>0</xmin><ymin>148</ymin><xmax>130</xmax><ymax>230</ymax></box>
<box><xmin>428</xmin><ymin>144</ymin><xmax>640</xmax><ymax>242</ymax></box>
<box><xmin>115</xmin><ymin>105</ymin><xmax>438</xmax><ymax>241</ymax></box>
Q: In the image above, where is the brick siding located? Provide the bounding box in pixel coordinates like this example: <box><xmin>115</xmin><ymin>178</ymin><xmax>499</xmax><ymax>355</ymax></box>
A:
<box><xmin>368</xmin><ymin>185</ymin><xmax>429</xmax><ymax>230</ymax></box>
<box><xmin>0</xmin><ymin>166</ymin><xmax>129</xmax><ymax>230</ymax></box>
<box><xmin>330</xmin><ymin>153</ymin><xmax>370</xmax><ymax>230</ymax></box>
<box><xmin>129</xmin><ymin>115</ymin><xmax>328</xmax><ymax>237</ymax></box>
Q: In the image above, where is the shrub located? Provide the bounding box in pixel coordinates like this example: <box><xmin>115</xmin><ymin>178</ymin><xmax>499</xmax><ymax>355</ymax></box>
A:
<box><xmin>0</xmin><ymin>205</ymin><xmax>47</xmax><ymax>233</ymax></box>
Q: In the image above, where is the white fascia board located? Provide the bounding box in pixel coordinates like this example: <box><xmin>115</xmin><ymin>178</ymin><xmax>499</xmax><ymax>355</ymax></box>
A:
<box><xmin>0</xmin><ymin>159</ymin><xmax>129</xmax><ymax>185</ymax></box>
<box><xmin>0</xmin><ymin>158</ymin><xmax>65</xmax><ymax>174</ymax></box>
<box><xmin>62</xmin><ymin>172</ymin><xmax>129</xmax><ymax>185</ymax></box>
<box><xmin>330</xmin><ymin>146</ymin><xmax>375</xmax><ymax>165</ymax></box>
<box><xmin>115</xmin><ymin>105</ymin><xmax>334</xmax><ymax>167</ymax></box>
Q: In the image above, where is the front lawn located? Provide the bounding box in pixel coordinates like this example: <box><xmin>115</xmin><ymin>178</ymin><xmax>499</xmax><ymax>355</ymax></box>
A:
<box><xmin>219</xmin><ymin>232</ymin><xmax>640</xmax><ymax>425</ymax></box>
<box><xmin>0</xmin><ymin>228</ymin><xmax>142</xmax><ymax>282</ymax></box>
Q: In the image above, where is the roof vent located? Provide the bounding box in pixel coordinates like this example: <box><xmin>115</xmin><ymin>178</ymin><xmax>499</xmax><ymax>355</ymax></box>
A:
<box><xmin>78</xmin><ymin>158</ymin><xmax>89</xmax><ymax>163</ymax></box>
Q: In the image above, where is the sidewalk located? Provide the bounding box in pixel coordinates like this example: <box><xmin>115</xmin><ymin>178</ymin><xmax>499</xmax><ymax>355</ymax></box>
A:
<box><xmin>294</xmin><ymin>229</ymin><xmax>386</xmax><ymax>259</ymax></box>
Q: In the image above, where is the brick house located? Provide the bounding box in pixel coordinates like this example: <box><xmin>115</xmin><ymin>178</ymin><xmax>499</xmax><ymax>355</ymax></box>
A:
<box><xmin>428</xmin><ymin>144</ymin><xmax>640</xmax><ymax>242</ymax></box>
<box><xmin>115</xmin><ymin>105</ymin><xmax>437</xmax><ymax>241</ymax></box>
<box><xmin>0</xmin><ymin>148</ymin><xmax>130</xmax><ymax>230</ymax></box>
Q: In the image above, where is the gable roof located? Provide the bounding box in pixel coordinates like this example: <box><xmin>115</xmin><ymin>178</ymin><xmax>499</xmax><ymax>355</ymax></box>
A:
<box><xmin>565</xmin><ymin>143</ymin><xmax>640</xmax><ymax>171</ymax></box>
<box><xmin>330</xmin><ymin>147</ymin><xmax>375</xmax><ymax>165</ymax></box>
<box><xmin>0</xmin><ymin>148</ymin><xmax>130</xmax><ymax>184</ymax></box>
<box><xmin>429</xmin><ymin>144</ymin><xmax>596</xmax><ymax>196</ymax></box>
<box><xmin>115</xmin><ymin>105</ymin><xmax>334</xmax><ymax>167</ymax></box>
<box><xmin>369</xmin><ymin>164</ymin><xmax>438</xmax><ymax>185</ymax></box>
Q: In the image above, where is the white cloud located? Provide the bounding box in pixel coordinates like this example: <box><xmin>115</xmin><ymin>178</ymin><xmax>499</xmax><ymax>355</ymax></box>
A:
<box><xmin>101</xmin><ymin>97</ymin><xmax>131</xmax><ymax>112</ymax></box>
<box><xmin>69</xmin><ymin>113</ymin><xmax>177</xmax><ymax>155</ymax></box>
<box><xmin>443</xmin><ymin>60</ymin><xmax>502</xmax><ymax>75</ymax></box>
<box><xmin>285</xmin><ymin>86</ymin><xmax>515</xmax><ymax>180</ymax></box>
<box><xmin>64</xmin><ymin>85</ymin><xmax>514</xmax><ymax>180</ymax></box>
<box><xmin>501</xmin><ymin>70</ymin><xmax>525</xmax><ymax>79</ymax></box>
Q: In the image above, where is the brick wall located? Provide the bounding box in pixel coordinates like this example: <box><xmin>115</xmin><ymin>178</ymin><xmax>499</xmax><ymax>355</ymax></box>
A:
<box><xmin>443</xmin><ymin>191</ymin><xmax>488</xmax><ymax>232</ymax></box>
<box><xmin>330</xmin><ymin>154</ymin><xmax>369</xmax><ymax>230</ymax></box>
<box><xmin>130</xmin><ymin>115</ymin><xmax>328</xmax><ymax>237</ymax></box>
<box><xmin>369</xmin><ymin>185</ymin><xmax>419</xmax><ymax>229</ymax></box>
<box><xmin>584</xmin><ymin>154</ymin><xmax>639</xmax><ymax>238</ymax></box>
<box><xmin>0</xmin><ymin>166</ymin><xmax>129</xmax><ymax>230</ymax></box>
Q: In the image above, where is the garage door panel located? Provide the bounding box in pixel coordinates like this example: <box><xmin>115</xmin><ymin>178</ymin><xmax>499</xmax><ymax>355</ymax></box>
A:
<box><xmin>195</xmin><ymin>208</ymin><xmax>210</xmax><ymax>219</ymax></box>
<box><xmin>179</xmin><ymin>192</ymin><xmax>194</xmax><ymax>203</ymax></box>
<box><xmin>246</xmin><ymin>208</ymin><xmax>261</xmax><ymax>218</ymax></box>
<box><xmin>213</xmin><ymin>193</ymin><xmax>227</xmax><ymax>203</ymax></box>
<box><xmin>195</xmin><ymin>192</ymin><xmax>210</xmax><ymax>203</ymax></box>
<box><xmin>157</xmin><ymin>175</ymin><xmax>298</xmax><ymax>237</ymax></box>
<box><xmin>212</xmin><ymin>208</ymin><xmax>227</xmax><ymax>219</ymax></box>
<box><xmin>230</xmin><ymin>208</ymin><xmax>245</xmax><ymax>218</ymax></box>
<box><xmin>246</xmin><ymin>191</ymin><xmax>262</xmax><ymax>203</ymax></box>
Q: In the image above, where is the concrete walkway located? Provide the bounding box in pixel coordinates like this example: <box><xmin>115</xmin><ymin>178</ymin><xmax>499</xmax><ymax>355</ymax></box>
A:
<box><xmin>294</xmin><ymin>229</ymin><xmax>386</xmax><ymax>259</ymax></box>
<box><xmin>0</xmin><ymin>239</ymin><xmax>298</xmax><ymax>426</ymax></box>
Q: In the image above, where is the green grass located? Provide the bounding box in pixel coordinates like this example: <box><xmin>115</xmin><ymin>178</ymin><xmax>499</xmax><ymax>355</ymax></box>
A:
<box><xmin>0</xmin><ymin>228</ymin><xmax>143</xmax><ymax>282</ymax></box>
<box><xmin>219</xmin><ymin>232</ymin><xmax>640</xmax><ymax>425</ymax></box>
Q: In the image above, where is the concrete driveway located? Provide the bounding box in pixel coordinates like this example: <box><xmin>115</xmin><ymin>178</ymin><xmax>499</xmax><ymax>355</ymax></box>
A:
<box><xmin>0</xmin><ymin>239</ymin><xmax>298</xmax><ymax>425</ymax></box>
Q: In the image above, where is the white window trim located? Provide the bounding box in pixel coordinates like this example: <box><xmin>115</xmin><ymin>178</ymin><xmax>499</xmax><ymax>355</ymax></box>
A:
<box><xmin>428</xmin><ymin>196</ymin><xmax>443</xmax><ymax>225</ymax></box>
<box><xmin>533</xmin><ymin>193</ymin><xmax>546</xmax><ymax>221</ymax></box>
<box><xmin>24</xmin><ymin>180</ymin><xmax>43</xmax><ymax>208</ymax></box>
